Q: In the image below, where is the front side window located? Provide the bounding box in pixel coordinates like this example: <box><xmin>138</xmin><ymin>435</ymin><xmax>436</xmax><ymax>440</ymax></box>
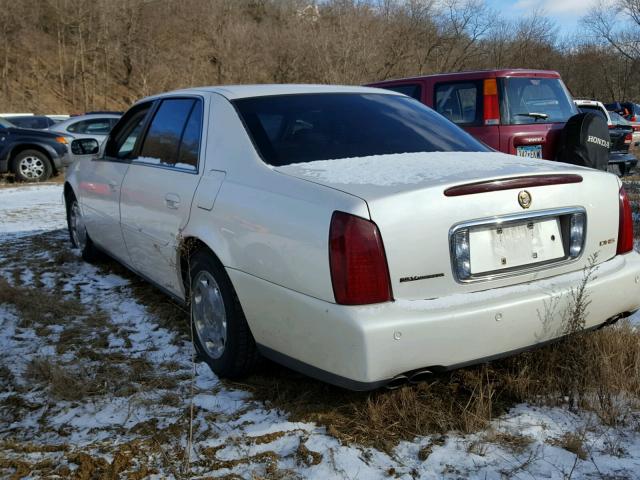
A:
<box><xmin>434</xmin><ymin>82</ymin><xmax>480</xmax><ymax>125</ymax></box>
<box><xmin>105</xmin><ymin>103</ymin><xmax>152</xmax><ymax>159</ymax></box>
<box><xmin>382</xmin><ymin>84</ymin><xmax>422</xmax><ymax>101</ymax></box>
<box><xmin>502</xmin><ymin>77</ymin><xmax>577</xmax><ymax>125</ymax></box>
<box><xmin>139</xmin><ymin>98</ymin><xmax>197</xmax><ymax>168</ymax></box>
<box><xmin>233</xmin><ymin>93</ymin><xmax>489</xmax><ymax>167</ymax></box>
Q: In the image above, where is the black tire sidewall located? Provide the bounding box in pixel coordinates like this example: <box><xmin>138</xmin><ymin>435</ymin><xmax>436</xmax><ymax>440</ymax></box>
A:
<box><xmin>65</xmin><ymin>197</ymin><xmax>99</xmax><ymax>262</ymax></box>
<box><xmin>13</xmin><ymin>150</ymin><xmax>53</xmax><ymax>182</ymax></box>
<box><xmin>188</xmin><ymin>251</ymin><xmax>255</xmax><ymax>378</ymax></box>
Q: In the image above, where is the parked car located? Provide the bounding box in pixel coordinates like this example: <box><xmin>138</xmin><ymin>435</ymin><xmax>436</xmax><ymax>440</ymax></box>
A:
<box><xmin>368</xmin><ymin>70</ymin><xmax>611</xmax><ymax>170</ymax></box>
<box><xmin>49</xmin><ymin>113</ymin><xmax>121</xmax><ymax>145</ymax></box>
<box><xmin>2</xmin><ymin>115</ymin><xmax>58</xmax><ymax>129</ymax></box>
<box><xmin>64</xmin><ymin>85</ymin><xmax>640</xmax><ymax>390</ymax></box>
<box><xmin>0</xmin><ymin>117</ymin><xmax>71</xmax><ymax>181</ymax></box>
<box><xmin>606</xmin><ymin>102</ymin><xmax>640</xmax><ymax>147</ymax></box>
<box><xmin>574</xmin><ymin>100</ymin><xmax>637</xmax><ymax>176</ymax></box>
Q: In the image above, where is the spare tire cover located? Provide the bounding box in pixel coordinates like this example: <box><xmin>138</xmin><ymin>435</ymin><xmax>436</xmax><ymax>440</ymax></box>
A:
<box><xmin>556</xmin><ymin>112</ymin><xmax>609</xmax><ymax>171</ymax></box>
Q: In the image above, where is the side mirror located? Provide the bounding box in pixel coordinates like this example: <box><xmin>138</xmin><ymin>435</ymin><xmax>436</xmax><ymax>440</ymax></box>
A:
<box><xmin>71</xmin><ymin>138</ymin><xmax>100</xmax><ymax>156</ymax></box>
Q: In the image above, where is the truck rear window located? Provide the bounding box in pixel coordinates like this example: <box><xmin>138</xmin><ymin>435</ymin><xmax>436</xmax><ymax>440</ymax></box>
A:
<box><xmin>503</xmin><ymin>78</ymin><xmax>577</xmax><ymax>125</ymax></box>
<box><xmin>233</xmin><ymin>93</ymin><xmax>489</xmax><ymax>166</ymax></box>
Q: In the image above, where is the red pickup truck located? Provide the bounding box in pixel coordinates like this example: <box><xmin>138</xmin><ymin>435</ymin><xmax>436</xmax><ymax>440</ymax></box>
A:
<box><xmin>368</xmin><ymin>69</ymin><xmax>592</xmax><ymax>162</ymax></box>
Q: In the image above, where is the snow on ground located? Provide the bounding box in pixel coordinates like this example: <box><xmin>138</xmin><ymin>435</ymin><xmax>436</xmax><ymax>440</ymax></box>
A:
<box><xmin>0</xmin><ymin>184</ymin><xmax>66</xmax><ymax>235</ymax></box>
<box><xmin>1</xmin><ymin>183</ymin><xmax>640</xmax><ymax>479</ymax></box>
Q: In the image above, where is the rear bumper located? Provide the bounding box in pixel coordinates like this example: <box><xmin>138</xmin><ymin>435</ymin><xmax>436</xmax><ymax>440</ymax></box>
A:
<box><xmin>609</xmin><ymin>152</ymin><xmax>637</xmax><ymax>163</ymax></box>
<box><xmin>231</xmin><ymin>253</ymin><xmax>640</xmax><ymax>390</ymax></box>
<box><xmin>609</xmin><ymin>152</ymin><xmax>637</xmax><ymax>175</ymax></box>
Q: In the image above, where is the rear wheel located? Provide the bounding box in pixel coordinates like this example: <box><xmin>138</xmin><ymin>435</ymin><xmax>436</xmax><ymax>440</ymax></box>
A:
<box><xmin>13</xmin><ymin>149</ymin><xmax>52</xmax><ymax>182</ymax></box>
<box><xmin>67</xmin><ymin>197</ymin><xmax>100</xmax><ymax>262</ymax></box>
<box><xmin>189</xmin><ymin>250</ymin><xmax>258</xmax><ymax>378</ymax></box>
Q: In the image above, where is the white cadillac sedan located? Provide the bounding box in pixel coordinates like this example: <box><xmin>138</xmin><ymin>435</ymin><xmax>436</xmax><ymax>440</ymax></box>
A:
<box><xmin>64</xmin><ymin>85</ymin><xmax>640</xmax><ymax>390</ymax></box>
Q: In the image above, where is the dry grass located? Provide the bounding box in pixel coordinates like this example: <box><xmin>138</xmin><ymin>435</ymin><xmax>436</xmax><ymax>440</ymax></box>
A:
<box><xmin>5</xmin><ymin>230</ymin><xmax>640</xmax><ymax>458</ymax></box>
<box><xmin>1</xmin><ymin>177</ymin><xmax>639</xmax><ymax>476</ymax></box>
<box><xmin>241</xmin><ymin>305</ymin><xmax>640</xmax><ymax>451</ymax></box>
<box><xmin>0</xmin><ymin>173</ymin><xmax>65</xmax><ymax>188</ymax></box>
<box><xmin>551</xmin><ymin>432</ymin><xmax>588</xmax><ymax>460</ymax></box>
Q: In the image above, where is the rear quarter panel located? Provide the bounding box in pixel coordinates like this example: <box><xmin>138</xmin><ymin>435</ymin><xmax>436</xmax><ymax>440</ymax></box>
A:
<box><xmin>181</xmin><ymin>93</ymin><xmax>370</xmax><ymax>304</ymax></box>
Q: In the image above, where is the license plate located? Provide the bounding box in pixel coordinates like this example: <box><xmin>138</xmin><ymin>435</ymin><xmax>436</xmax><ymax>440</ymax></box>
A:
<box><xmin>469</xmin><ymin>218</ymin><xmax>564</xmax><ymax>274</ymax></box>
<box><xmin>516</xmin><ymin>145</ymin><xmax>543</xmax><ymax>159</ymax></box>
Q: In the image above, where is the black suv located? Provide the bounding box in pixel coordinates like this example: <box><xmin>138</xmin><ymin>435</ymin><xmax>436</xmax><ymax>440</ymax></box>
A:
<box><xmin>0</xmin><ymin>117</ymin><xmax>71</xmax><ymax>181</ymax></box>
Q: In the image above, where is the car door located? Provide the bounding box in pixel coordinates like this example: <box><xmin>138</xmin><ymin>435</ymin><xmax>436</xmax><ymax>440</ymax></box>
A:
<box><xmin>119</xmin><ymin>96</ymin><xmax>205</xmax><ymax>295</ymax></box>
<box><xmin>77</xmin><ymin>102</ymin><xmax>153</xmax><ymax>264</ymax></box>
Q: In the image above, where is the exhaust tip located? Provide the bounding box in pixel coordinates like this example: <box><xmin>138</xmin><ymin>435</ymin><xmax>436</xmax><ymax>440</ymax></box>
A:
<box><xmin>409</xmin><ymin>369</ymin><xmax>433</xmax><ymax>385</ymax></box>
<box><xmin>385</xmin><ymin>375</ymin><xmax>409</xmax><ymax>390</ymax></box>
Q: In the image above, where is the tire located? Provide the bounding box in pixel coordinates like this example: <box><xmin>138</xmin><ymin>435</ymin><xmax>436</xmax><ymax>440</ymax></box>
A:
<box><xmin>607</xmin><ymin>164</ymin><xmax>623</xmax><ymax>177</ymax></box>
<box><xmin>13</xmin><ymin>149</ymin><xmax>53</xmax><ymax>182</ymax></box>
<box><xmin>188</xmin><ymin>250</ymin><xmax>258</xmax><ymax>379</ymax></box>
<box><xmin>66</xmin><ymin>196</ymin><xmax>100</xmax><ymax>262</ymax></box>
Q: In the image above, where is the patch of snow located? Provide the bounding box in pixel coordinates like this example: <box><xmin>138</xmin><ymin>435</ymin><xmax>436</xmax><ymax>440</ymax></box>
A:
<box><xmin>277</xmin><ymin>151</ymin><xmax>579</xmax><ymax>187</ymax></box>
<box><xmin>0</xmin><ymin>184</ymin><xmax>65</xmax><ymax>235</ymax></box>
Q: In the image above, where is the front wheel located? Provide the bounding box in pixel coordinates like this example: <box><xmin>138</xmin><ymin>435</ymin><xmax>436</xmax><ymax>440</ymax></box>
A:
<box><xmin>189</xmin><ymin>250</ymin><xmax>258</xmax><ymax>379</ymax></box>
<box><xmin>13</xmin><ymin>150</ymin><xmax>53</xmax><ymax>182</ymax></box>
<box><xmin>67</xmin><ymin>198</ymin><xmax>100</xmax><ymax>262</ymax></box>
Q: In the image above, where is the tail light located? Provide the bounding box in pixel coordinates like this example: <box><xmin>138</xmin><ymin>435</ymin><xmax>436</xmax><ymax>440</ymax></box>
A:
<box><xmin>624</xmin><ymin>133</ymin><xmax>633</xmax><ymax>144</ymax></box>
<box><xmin>329</xmin><ymin>211</ymin><xmax>392</xmax><ymax>305</ymax></box>
<box><xmin>617</xmin><ymin>187</ymin><xmax>634</xmax><ymax>255</ymax></box>
<box><xmin>483</xmin><ymin>79</ymin><xmax>500</xmax><ymax>126</ymax></box>
<box><xmin>633</xmin><ymin>125</ymin><xmax>640</xmax><ymax>132</ymax></box>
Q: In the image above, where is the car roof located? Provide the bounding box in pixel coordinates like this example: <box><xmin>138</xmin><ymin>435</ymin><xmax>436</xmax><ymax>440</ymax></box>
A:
<box><xmin>138</xmin><ymin>84</ymin><xmax>402</xmax><ymax>103</ymax></box>
<box><xmin>368</xmin><ymin>69</ymin><xmax>562</xmax><ymax>85</ymax></box>
<box><xmin>8</xmin><ymin>115</ymin><xmax>51</xmax><ymax>120</ymax></box>
<box><xmin>52</xmin><ymin>113</ymin><xmax>121</xmax><ymax>126</ymax></box>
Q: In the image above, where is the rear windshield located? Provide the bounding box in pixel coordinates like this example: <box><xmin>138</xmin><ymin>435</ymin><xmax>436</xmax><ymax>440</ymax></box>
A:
<box><xmin>578</xmin><ymin>105</ymin><xmax>608</xmax><ymax>121</ymax></box>
<box><xmin>233</xmin><ymin>93</ymin><xmax>489</xmax><ymax>166</ymax></box>
<box><xmin>502</xmin><ymin>78</ymin><xmax>578</xmax><ymax>125</ymax></box>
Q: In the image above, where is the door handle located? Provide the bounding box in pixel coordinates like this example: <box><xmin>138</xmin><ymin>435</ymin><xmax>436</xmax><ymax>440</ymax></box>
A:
<box><xmin>108</xmin><ymin>180</ymin><xmax>118</xmax><ymax>192</ymax></box>
<box><xmin>165</xmin><ymin>193</ymin><xmax>181</xmax><ymax>209</ymax></box>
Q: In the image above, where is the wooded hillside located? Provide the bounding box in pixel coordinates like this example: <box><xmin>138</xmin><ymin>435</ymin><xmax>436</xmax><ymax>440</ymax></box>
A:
<box><xmin>0</xmin><ymin>0</ymin><xmax>638</xmax><ymax>113</ymax></box>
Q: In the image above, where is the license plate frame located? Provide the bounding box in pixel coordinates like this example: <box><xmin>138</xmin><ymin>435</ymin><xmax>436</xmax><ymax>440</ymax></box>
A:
<box><xmin>469</xmin><ymin>218</ymin><xmax>565</xmax><ymax>275</ymax></box>
<box><xmin>516</xmin><ymin>145</ymin><xmax>543</xmax><ymax>159</ymax></box>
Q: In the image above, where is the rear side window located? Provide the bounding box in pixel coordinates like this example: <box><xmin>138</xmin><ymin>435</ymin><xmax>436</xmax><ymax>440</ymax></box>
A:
<box><xmin>67</xmin><ymin>118</ymin><xmax>113</xmax><ymax>134</ymax></box>
<box><xmin>233</xmin><ymin>93</ymin><xmax>489</xmax><ymax>167</ymax></box>
<box><xmin>11</xmin><ymin>116</ymin><xmax>52</xmax><ymax>129</ymax></box>
<box><xmin>139</xmin><ymin>98</ymin><xmax>201</xmax><ymax>170</ymax></box>
<box><xmin>380</xmin><ymin>84</ymin><xmax>422</xmax><ymax>101</ymax></box>
<box><xmin>177</xmin><ymin>101</ymin><xmax>203</xmax><ymax>169</ymax></box>
<box><xmin>434</xmin><ymin>82</ymin><xmax>480</xmax><ymax>126</ymax></box>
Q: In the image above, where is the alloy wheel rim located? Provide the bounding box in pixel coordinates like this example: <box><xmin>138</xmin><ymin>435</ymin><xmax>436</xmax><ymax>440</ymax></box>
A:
<box><xmin>192</xmin><ymin>271</ymin><xmax>227</xmax><ymax>359</ymax></box>
<box><xmin>18</xmin><ymin>156</ymin><xmax>45</xmax><ymax>179</ymax></box>
<box><xmin>70</xmin><ymin>202</ymin><xmax>87</xmax><ymax>251</ymax></box>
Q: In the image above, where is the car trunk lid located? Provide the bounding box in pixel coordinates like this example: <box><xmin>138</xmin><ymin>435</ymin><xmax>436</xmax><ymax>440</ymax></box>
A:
<box><xmin>277</xmin><ymin>151</ymin><xmax>621</xmax><ymax>300</ymax></box>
